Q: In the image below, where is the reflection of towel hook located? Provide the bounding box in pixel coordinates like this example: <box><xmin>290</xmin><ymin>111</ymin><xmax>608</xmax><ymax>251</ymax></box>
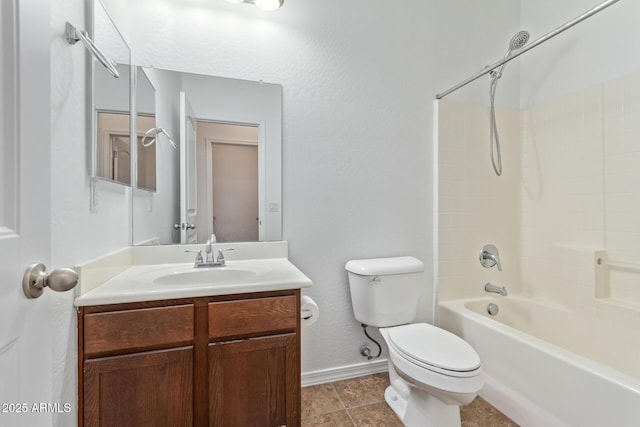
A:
<box><xmin>141</xmin><ymin>127</ymin><xmax>177</xmax><ymax>149</ymax></box>
<box><xmin>65</xmin><ymin>22</ymin><xmax>120</xmax><ymax>78</ymax></box>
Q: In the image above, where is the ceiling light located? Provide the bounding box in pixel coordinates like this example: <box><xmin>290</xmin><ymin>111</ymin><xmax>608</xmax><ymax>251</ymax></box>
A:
<box><xmin>223</xmin><ymin>0</ymin><xmax>284</xmax><ymax>11</ymax></box>
<box><xmin>253</xmin><ymin>0</ymin><xmax>283</xmax><ymax>11</ymax></box>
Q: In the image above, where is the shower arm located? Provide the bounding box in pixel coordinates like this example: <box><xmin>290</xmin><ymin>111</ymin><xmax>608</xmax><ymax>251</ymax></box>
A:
<box><xmin>435</xmin><ymin>0</ymin><xmax>622</xmax><ymax>100</ymax></box>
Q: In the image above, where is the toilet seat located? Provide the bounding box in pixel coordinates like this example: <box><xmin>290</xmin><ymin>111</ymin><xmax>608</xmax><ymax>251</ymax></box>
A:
<box><xmin>386</xmin><ymin>323</ymin><xmax>481</xmax><ymax>378</ymax></box>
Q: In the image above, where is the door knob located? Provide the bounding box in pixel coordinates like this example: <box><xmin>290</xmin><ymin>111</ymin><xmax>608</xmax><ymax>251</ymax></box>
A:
<box><xmin>173</xmin><ymin>223</ymin><xmax>196</xmax><ymax>230</ymax></box>
<box><xmin>23</xmin><ymin>263</ymin><xmax>79</xmax><ymax>299</ymax></box>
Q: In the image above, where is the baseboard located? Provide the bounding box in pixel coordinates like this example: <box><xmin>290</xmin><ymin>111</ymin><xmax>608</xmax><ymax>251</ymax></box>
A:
<box><xmin>301</xmin><ymin>359</ymin><xmax>388</xmax><ymax>387</ymax></box>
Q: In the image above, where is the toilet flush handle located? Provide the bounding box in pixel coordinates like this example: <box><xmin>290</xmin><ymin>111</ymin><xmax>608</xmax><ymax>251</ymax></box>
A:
<box><xmin>369</xmin><ymin>276</ymin><xmax>381</xmax><ymax>285</ymax></box>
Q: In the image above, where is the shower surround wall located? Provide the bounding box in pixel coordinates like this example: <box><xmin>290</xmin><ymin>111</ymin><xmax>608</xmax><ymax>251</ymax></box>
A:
<box><xmin>436</xmin><ymin>100</ymin><xmax>522</xmax><ymax>305</ymax></box>
<box><xmin>522</xmin><ymin>69</ymin><xmax>640</xmax><ymax>310</ymax></box>
<box><xmin>437</xmin><ymin>67</ymin><xmax>640</xmax><ymax>369</ymax></box>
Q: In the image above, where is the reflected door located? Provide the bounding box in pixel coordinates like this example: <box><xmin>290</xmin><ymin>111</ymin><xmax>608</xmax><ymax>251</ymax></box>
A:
<box><xmin>110</xmin><ymin>134</ymin><xmax>131</xmax><ymax>184</ymax></box>
<box><xmin>211</xmin><ymin>142</ymin><xmax>259</xmax><ymax>242</ymax></box>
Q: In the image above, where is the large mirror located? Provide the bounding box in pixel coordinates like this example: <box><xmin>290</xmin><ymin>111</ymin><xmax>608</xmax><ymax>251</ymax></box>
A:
<box><xmin>132</xmin><ymin>68</ymin><xmax>282</xmax><ymax>245</ymax></box>
<box><xmin>135</xmin><ymin>68</ymin><xmax>157</xmax><ymax>192</ymax></box>
<box><xmin>91</xmin><ymin>0</ymin><xmax>131</xmax><ymax>186</ymax></box>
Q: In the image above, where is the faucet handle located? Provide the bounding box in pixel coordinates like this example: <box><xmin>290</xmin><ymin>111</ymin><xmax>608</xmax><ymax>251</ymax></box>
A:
<box><xmin>216</xmin><ymin>248</ymin><xmax>234</xmax><ymax>263</ymax></box>
<box><xmin>184</xmin><ymin>249</ymin><xmax>204</xmax><ymax>264</ymax></box>
<box><xmin>480</xmin><ymin>244</ymin><xmax>502</xmax><ymax>271</ymax></box>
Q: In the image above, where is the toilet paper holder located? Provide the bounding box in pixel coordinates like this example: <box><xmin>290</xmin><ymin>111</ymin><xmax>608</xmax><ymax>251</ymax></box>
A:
<box><xmin>300</xmin><ymin>295</ymin><xmax>319</xmax><ymax>329</ymax></box>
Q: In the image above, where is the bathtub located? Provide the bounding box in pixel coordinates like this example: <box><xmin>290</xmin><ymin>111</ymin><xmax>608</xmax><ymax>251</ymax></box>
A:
<box><xmin>439</xmin><ymin>296</ymin><xmax>640</xmax><ymax>427</ymax></box>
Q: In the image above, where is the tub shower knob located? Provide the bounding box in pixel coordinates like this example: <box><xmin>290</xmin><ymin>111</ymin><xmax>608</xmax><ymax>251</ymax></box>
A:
<box><xmin>22</xmin><ymin>263</ymin><xmax>79</xmax><ymax>299</ymax></box>
<box><xmin>479</xmin><ymin>244</ymin><xmax>502</xmax><ymax>271</ymax></box>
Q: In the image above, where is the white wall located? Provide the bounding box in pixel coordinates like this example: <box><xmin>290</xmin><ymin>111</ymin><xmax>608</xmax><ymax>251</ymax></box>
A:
<box><xmin>431</xmin><ymin>0</ymin><xmax>523</xmax><ymax>108</ymax></box>
<box><xmin>120</xmin><ymin>0</ymin><xmax>523</xmax><ymax>375</ymax></box>
<box><xmin>521</xmin><ymin>0</ymin><xmax>640</xmax><ymax>107</ymax></box>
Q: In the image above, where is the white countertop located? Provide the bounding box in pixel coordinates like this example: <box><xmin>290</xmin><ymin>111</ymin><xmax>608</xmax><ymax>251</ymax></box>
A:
<box><xmin>74</xmin><ymin>257</ymin><xmax>312</xmax><ymax>306</ymax></box>
<box><xmin>73</xmin><ymin>242</ymin><xmax>312</xmax><ymax>306</ymax></box>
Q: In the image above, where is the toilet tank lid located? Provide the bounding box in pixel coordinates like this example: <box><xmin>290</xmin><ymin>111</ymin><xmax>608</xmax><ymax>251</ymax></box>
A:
<box><xmin>345</xmin><ymin>256</ymin><xmax>424</xmax><ymax>276</ymax></box>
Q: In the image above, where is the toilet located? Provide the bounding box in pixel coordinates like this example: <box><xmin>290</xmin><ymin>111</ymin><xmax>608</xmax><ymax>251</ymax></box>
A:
<box><xmin>345</xmin><ymin>256</ymin><xmax>483</xmax><ymax>427</ymax></box>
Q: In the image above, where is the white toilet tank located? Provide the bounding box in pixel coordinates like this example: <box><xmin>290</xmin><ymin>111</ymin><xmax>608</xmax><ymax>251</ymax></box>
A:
<box><xmin>345</xmin><ymin>256</ymin><xmax>425</xmax><ymax>328</ymax></box>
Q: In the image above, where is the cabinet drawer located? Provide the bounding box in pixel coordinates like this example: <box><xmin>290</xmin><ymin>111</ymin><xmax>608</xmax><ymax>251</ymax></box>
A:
<box><xmin>83</xmin><ymin>305</ymin><xmax>194</xmax><ymax>357</ymax></box>
<box><xmin>208</xmin><ymin>296</ymin><xmax>297</xmax><ymax>340</ymax></box>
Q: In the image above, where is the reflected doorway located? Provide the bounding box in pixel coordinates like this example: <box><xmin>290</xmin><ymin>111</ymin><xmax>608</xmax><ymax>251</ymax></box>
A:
<box><xmin>196</xmin><ymin>121</ymin><xmax>259</xmax><ymax>242</ymax></box>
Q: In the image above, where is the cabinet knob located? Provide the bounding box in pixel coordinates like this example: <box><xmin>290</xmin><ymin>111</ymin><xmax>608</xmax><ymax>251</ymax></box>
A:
<box><xmin>22</xmin><ymin>263</ymin><xmax>79</xmax><ymax>299</ymax></box>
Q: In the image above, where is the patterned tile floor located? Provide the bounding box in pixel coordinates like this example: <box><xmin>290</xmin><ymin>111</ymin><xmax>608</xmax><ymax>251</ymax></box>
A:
<box><xmin>301</xmin><ymin>373</ymin><xmax>519</xmax><ymax>427</ymax></box>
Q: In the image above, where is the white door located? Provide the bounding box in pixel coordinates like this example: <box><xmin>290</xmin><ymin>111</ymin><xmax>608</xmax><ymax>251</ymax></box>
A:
<box><xmin>1</xmin><ymin>0</ymin><xmax>53</xmax><ymax>425</ymax></box>
<box><xmin>179</xmin><ymin>92</ymin><xmax>198</xmax><ymax>243</ymax></box>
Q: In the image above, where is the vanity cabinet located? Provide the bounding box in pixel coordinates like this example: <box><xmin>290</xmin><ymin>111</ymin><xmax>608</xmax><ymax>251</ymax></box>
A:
<box><xmin>78</xmin><ymin>290</ymin><xmax>300</xmax><ymax>427</ymax></box>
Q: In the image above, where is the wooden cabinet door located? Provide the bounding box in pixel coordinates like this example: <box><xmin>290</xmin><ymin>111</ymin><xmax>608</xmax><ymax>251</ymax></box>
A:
<box><xmin>209</xmin><ymin>334</ymin><xmax>299</xmax><ymax>427</ymax></box>
<box><xmin>84</xmin><ymin>347</ymin><xmax>193</xmax><ymax>427</ymax></box>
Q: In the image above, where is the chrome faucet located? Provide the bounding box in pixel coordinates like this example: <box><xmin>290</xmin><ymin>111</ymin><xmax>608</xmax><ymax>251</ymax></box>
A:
<box><xmin>484</xmin><ymin>282</ymin><xmax>507</xmax><ymax>296</ymax></box>
<box><xmin>185</xmin><ymin>243</ymin><xmax>234</xmax><ymax>268</ymax></box>
<box><xmin>479</xmin><ymin>244</ymin><xmax>502</xmax><ymax>271</ymax></box>
<box><xmin>204</xmin><ymin>239</ymin><xmax>214</xmax><ymax>263</ymax></box>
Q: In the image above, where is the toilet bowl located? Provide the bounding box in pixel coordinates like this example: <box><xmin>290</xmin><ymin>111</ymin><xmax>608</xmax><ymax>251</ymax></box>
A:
<box><xmin>345</xmin><ymin>257</ymin><xmax>484</xmax><ymax>427</ymax></box>
<box><xmin>380</xmin><ymin>324</ymin><xmax>483</xmax><ymax>426</ymax></box>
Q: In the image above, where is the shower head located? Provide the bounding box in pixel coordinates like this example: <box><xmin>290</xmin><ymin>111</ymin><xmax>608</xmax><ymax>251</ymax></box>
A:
<box><xmin>492</xmin><ymin>30</ymin><xmax>530</xmax><ymax>80</ymax></box>
<box><xmin>508</xmin><ymin>31</ymin><xmax>530</xmax><ymax>51</ymax></box>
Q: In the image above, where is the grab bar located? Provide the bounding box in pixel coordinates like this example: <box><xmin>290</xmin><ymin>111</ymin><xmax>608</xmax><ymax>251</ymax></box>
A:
<box><xmin>603</xmin><ymin>260</ymin><xmax>640</xmax><ymax>273</ymax></box>
<box><xmin>65</xmin><ymin>22</ymin><xmax>120</xmax><ymax>78</ymax></box>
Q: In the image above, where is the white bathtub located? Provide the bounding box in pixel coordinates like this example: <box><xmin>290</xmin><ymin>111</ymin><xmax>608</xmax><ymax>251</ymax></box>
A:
<box><xmin>439</xmin><ymin>296</ymin><xmax>640</xmax><ymax>427</ymax></box>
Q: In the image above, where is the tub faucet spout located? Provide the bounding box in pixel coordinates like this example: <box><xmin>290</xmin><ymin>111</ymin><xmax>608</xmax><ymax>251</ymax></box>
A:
<box><xmin>485</xmin><ymin>282</ymin><xmax>507</xmax><ymax>296</ymax></box>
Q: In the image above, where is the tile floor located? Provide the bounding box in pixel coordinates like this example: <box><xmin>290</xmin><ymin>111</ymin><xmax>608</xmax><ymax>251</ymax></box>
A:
<box><xmin>301</xmin><ymin>373</ymin><xmax>519</xmax><ymax>427</ymax></box>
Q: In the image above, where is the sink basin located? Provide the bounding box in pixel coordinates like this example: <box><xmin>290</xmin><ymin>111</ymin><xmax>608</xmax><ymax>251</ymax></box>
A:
<box><xmin>152</xmin><ymin>267</ymin><xmax>261</xmax><ymax>286</ymax></box>
<box><xmin>75</xmin><ymin>253</ymin><xmax>314</xmax><ymax>307</ymax></box>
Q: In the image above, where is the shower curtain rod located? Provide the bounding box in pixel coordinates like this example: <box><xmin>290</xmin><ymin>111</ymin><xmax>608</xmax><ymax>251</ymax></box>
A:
<box><xmin>435</xmin><ymin>0</ymin><xmax>622</xmax><ymax>100</ymax></box>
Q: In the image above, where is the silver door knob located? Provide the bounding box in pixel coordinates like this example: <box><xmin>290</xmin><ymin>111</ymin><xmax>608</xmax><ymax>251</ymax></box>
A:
<box><xmin>23</xmin><ymin>263</ymin><xmax>79</xmax><ymax>299</ymax></box>
<box><xmin>173</xmin><ymin>223</ymin><xmax>196</xmax><ymax>230</ymax></box>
